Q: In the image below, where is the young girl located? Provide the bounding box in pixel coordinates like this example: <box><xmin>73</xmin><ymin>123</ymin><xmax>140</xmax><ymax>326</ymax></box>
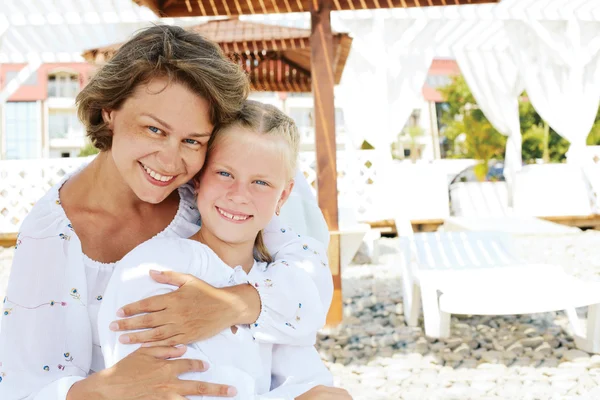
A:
<box><xmin>0</xmin><ymin>25</ymin><xmax>333</xmax><ymax>399</ymax></box>
<box><xmin>97</xmin><ymin>101</ymin><xmax>349</xmax><ymax>399</ymax></box>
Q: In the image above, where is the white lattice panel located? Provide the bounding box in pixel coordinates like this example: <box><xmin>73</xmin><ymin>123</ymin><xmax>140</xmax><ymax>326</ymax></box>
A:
<box><xmin>297</xmin><ymin>150</ymin><xmax>384</xmax><ymax>222</ymax></box>
<box><xmin>0</xmin><ymin>158</ymin><xmax>89</xmax><ymax>234</ymax></box>
<box><xmin>0</xmin><ymin>151</ymin><xmax>386</xmax><ymax>234</ymax></box>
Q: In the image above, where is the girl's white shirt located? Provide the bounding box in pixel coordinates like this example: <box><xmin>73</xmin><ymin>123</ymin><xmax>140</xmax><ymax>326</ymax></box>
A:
<box><xmin>0</xmin><ymin>168</ymin><xmax>333</xmax><ymax>400</ymax></box>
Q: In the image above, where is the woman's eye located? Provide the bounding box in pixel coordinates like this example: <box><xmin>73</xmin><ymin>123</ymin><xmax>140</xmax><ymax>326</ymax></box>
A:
<box><xmin>218</xmin><ymin>171</ymin><xmax>231</xmax><ymax>178</ymax></box>
<box><xmin>183</xmin><ymin>138</ymin><xmax>200</xmax><ymax>145</ymax></box>
<box><xmin>148</xmin><ymin>126</ymin><xmax>162</xmax><ymax>135</ymax></box>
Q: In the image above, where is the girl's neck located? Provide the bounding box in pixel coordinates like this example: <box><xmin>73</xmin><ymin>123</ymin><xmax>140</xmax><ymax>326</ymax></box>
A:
<box><xmin>191</xmin><ymin>229</ymin><xmax>255</xmax><ymax>273</ymax></box>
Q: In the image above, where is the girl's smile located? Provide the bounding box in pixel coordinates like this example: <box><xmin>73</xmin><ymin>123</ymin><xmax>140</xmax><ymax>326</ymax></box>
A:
<box><xmin>215</xmin><ymin>206</ymin><xmax>253</xmax><ymax>223</ymax></box>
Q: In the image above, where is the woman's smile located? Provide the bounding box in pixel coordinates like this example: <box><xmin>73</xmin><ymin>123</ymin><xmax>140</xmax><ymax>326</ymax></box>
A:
<box><xmin>138</xmin><ymin>161</ymin><xmax>177</xmax><ymax>187</ymax></box>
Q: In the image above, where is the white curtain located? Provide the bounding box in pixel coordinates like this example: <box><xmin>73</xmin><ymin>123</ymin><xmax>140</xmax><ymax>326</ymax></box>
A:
<box><xmin>506</xmin><ymin>19</ymin><xmax>600</xmax><ymax>164</ymax></box>
<box><xmin>454</xmin><ymin>46</ymin><xmax>524</xmax><ymax>201</ymax></box>
<box><xmin>335</xmin><ymin>16</ymin><xmax>441</xmax><ymax>155</ymax></box>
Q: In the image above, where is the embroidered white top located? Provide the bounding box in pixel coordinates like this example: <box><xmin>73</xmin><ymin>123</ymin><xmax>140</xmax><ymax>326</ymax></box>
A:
<box><xmin>0</xmin><ymin>174</ymin><xmax>333</xmax><ymax>400</ymax></box>
<box><xmin>99</xmin><ymin>238</ymin><xmax>333</xmax><ymax>400</ymax></box>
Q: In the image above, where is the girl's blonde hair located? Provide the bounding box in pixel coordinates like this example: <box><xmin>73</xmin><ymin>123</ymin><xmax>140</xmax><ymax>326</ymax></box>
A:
<box><xmin>77</xmin><ymin>24</ymin><xmax>250</xmax><ymax>151</ymax></box>
<box><xmin>208</xmin><ymin>100</ymin><xmax>301</xmax><ymax>263</ymax></box>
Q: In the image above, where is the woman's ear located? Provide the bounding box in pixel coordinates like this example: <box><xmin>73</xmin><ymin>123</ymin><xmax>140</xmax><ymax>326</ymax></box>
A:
<box><xmin>276</xmin><ymin>179</ymin><xmax>295</xmax><ymax>212</ymax></box>
<box><xmin>101</xmin><ymin>109</ymin><xmax>115</xmax><ymax>129</ymax></box>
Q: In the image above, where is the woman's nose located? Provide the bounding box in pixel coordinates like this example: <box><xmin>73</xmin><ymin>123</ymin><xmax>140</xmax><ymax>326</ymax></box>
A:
<box><xmin>155</xmin><ymin>142</ymin><xmax>181</xmax><ymax>173</ymax></box>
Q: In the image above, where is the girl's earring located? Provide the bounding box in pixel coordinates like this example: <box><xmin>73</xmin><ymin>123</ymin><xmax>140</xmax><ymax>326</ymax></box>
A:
<box><xmin>276</xmin><ymin>208</ymin><xmax>281</xmax><ymax>216</ymax></box>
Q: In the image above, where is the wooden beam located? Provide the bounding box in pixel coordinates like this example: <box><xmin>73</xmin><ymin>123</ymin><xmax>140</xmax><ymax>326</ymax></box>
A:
<box><xmin>326</xmin><ymin>231</ymin><xmax>343</xmax><ymax>325</ymax></box>
<box><xmin>310</xmin><ymin>0</ymin><xmax>341</xmax><ymax>326</ymax></box>
<box><xmin>134</xmin><ymin>0</ymin><xmax>163</xmax><ymax>16</ymax></box>
<box><xmin>142</xmin><ymin>0</ymin><xmax>501</xmax><ymax>17</ymax></box>
<box><xmin>0</xmin><ymin>233</ymin><xmax>17</xmax><ymax>248</ymax></box>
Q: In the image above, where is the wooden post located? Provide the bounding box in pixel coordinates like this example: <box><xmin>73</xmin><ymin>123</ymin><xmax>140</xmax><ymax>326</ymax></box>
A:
<box><xmin>310</xmin><ymin>0</ymin><xmax>342</xmax><ymax>325</ymax></box>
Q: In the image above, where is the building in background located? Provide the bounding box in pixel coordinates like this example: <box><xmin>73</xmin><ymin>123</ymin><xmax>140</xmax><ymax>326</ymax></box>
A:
<box><xmin>0</xmin><ymin>59</ymin><xmax>459</xmax><ymax>161</ymax></box>
<box><xmin>0</xmin><ymin>63</ymin><xmax>95</xmax><ymax>160</ymax></box>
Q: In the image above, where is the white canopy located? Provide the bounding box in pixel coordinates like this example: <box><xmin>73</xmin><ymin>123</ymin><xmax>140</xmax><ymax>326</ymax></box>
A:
<box><xmin>0</xmin><ymin>0</ymin><xmax>215</xmax><ymax>102</ymax></box>
<box><xmin>329</xmin><ymin>0</ymin><xmax>600</xmax><ymax>208</ymax></box>
<box><xmin>3</xmin><ymin>0</ymin><xmax>600</xmax><ymax>173</ymax></box>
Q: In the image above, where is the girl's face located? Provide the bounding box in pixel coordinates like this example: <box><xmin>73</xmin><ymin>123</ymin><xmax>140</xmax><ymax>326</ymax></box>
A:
<box><xmin>196</xmin><ymin>127</ymin><xmax>294</xmax><ymax>246</ymax></box>
<box><xmin>103</xmin><ymin>77</ymin><xmax>214</xmax><ymax>204</ymax></box>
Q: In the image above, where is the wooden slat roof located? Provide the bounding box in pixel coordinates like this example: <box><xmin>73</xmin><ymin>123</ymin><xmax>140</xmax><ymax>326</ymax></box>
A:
<box><xmin>135</xmin><ymin>0</ymin><xmax>500</xmax><ymax>17</ymax></box>
<box><xmin>81</xmin><ymin>19</ymin><xmax>352</xmax><ymax>92</ymax></box>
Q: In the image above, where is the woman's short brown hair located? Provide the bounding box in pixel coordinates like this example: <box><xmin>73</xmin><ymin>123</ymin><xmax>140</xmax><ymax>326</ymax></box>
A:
<box><xmin>76</xmin><ymin>24</ymin><xmax>250</xmax><ymax>151</ymax></box>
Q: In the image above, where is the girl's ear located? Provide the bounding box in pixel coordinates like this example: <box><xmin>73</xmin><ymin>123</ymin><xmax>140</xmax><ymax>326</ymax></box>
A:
<box><xmin>276</xmin><ymin>179</ymin><xmax>294</xmax><ymax>214</ymax></box>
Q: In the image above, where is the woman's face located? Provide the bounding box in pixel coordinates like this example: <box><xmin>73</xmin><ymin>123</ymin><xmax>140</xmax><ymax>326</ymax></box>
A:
<box><xmin>196</xmin><ymin>127</ymin><xmax>293</xmax><ymax>246</ymax></box>
<box><xmin>103</xmin><ymin>77</ymin><xmax>213</xmax><ymax>204</ymax></box>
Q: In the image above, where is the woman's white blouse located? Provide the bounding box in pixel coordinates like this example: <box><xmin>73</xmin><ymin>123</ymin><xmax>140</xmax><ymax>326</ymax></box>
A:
<box><xmin>0</xmin><ymin>174</ymin><xmax>333</xmax><ymax>400</ymax></box>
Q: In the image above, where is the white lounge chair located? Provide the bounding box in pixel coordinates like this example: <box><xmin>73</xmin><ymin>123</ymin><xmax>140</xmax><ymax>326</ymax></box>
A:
<box><xmin>339</xmin><ymin>205</ymin><xmax>378</xmax><ymax>266</ymax></box>
<box><xmin>513</xmin><ymin>164</ymin><xmax>594</xmax><ymax>217</ymax></box>
<box><xmin>396</xmin><ymin>217</ymin><xmax>600</xmax><ymax>353</ymax></box>
<box><xmin>449</xmin><ymin>181</ymin><xmax>510</xmax><ymax>217</ymax></box>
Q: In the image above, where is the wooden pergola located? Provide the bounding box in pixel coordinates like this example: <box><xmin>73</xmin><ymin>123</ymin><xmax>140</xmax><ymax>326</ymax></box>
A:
<box><xmin>82</xmin><ymin>18</ymin><xmax>352</xmax><ymax>93</ymax></box>
<box><xmin>133</xmin><ymin>0</ymin><xmax>501</xmax><ymax>326</ymax></box>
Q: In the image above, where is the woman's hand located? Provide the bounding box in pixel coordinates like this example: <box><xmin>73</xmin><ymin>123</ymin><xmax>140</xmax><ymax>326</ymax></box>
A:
<box><xmin>295</xmin><ymin>385</ymin><xmax>353</xmax><ymax>400</ymax></box>
<box><xmin>109</xmin><ymin>270</ymin><xmax>261</xmax><ymax>346</ymax></box>
<box><xmin>67</xmin><ymin>346</ymin><xmax>237</xmax><ymax>399</ymax></box>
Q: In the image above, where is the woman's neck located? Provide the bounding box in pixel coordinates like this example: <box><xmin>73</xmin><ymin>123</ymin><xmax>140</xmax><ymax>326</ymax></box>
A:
<box><xmin>192</xmin><ymin>229</ymin><xmax>255</xmax><ymax>273</ymax></box>
<box><xmin>68</xmin><ymin>152</ymin><xmax>150</xmax><ymax>214</ymax></box>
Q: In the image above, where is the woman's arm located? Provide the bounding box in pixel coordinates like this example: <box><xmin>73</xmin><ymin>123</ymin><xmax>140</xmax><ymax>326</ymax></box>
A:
<box><xmin>0</xmin><ymin>232</ymin><xmax>90</xmax><ymax>400</ymax></box>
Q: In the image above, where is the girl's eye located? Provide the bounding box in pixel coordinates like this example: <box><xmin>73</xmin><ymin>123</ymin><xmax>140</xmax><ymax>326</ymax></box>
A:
<box><xmin>254</xmin><ymin>180</ymin><xmax>269</xmax><ymax>186</ymax></box>
<box><xmin>218</xmin><ymin>171</ymin><xmax>231</xmax><ymax>178</ymax></box>
<box><xmin>148</xmin><ymin>126</ymin><xmax>162</xmax><ymax>135</ymax></box>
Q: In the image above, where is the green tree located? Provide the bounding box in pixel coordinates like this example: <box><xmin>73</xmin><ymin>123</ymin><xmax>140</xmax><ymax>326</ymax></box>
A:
<box><xmin>438</xmin><ymin>76</ymin><xmax>580</xmax><ymax>167</ymax></box>
<box><xmin>518</xmin><ymin>96</ymin><xmax>569</xmax><ymax>163</ymax></box>
<box><xmin>586</xmin><ymin>106</ymin><xmax>600</xmax><ymax>146</ymax></box>
<box><xmin>78</xmin><ymin>142</ymin><xmax>100</xmax><ymax>157</ymax></box>
<box><xmin>401</xmin><ymin>126</ymin><xmax>425</xmax><ymax>162</ymax></box>
<box><xmin>438</xmin><ymin>75</ymin><xmax>506</xmax><ymax>179</ymax></box>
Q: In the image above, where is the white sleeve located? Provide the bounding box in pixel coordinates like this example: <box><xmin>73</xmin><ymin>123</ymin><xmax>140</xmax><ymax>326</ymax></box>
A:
<box><xmin>98</xmin><ymin>239</ymin><xmax>259</xmax><ymax>400</ymax></box>
<box><xmin>0</xmin><ymin>232</ymin><xmax>90</xmax><ymax>400</ymax></box>
<box><xmin>277</xmin><ymin>168</ymin><xmax>330</xmax><ymax>248</ymax></box>
<box><xmin>250</xmin><ymin>218</ymin><xmax>333</xmax><ymax>346</ymax></box>
<box><xmin>256</xmin><ymin>345</ymin><xmax>333</xmax><ymax>400</ymax></box>
<box><xmin>98</xmin><ymin>238</ymin><xmax>232</xmax><ymax>367</ymax></box>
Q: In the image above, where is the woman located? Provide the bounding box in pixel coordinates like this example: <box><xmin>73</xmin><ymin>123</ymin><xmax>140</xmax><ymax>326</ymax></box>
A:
<box><xmin>0</xmin><ymin>25</ymin><xmax>333</xmax><ymax>399</ymax></box>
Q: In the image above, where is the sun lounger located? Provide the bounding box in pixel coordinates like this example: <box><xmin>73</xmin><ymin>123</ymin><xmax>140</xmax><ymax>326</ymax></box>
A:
<box><xmin>396</xmin><ymin>217</ymin><xmax>600</xmax><ymax>352</ymax></box>
<box><xmin>442</xmin><ymin>215</ymin><xmax>580</xmax><ymax>235</ymax></box>
<box><xmin>513</xmin><ymin>164</ymin><xmax>594</xmax><ymax>217</ymax></box>
<box><xmin>449</xmin><ymin>182</ymin><xmax>510</xmax><ymax>217</ymax></box>
<box><xmin>339</xmin><ymin>205</ymin><xmax>378</xmax><ymax>266</ymax></box>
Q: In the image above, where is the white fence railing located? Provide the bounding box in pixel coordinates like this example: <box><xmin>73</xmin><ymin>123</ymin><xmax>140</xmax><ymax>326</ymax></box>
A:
<box><xmin>0</xmin><ymin>157</ymin><xmax>92</xmax><ymax>235</ymax></box>
<box><xmin>1</xmin><ymin>152</ymin><xmax>405</xmax><ymax>235</ymax></box>
<box><xmin>5</xmin><ymin>154</ymin><xmax>598</xmax><ymax>236</ymax></box>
